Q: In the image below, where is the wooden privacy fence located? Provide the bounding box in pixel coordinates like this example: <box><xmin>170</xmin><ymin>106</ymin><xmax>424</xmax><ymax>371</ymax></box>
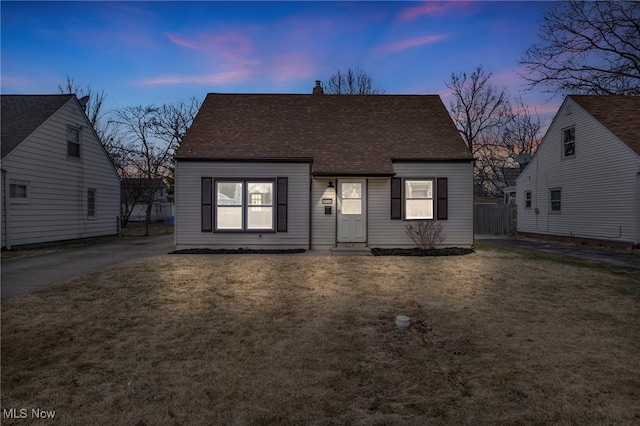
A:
<box><xmin>474</xmin><ymin>203</ymin><xmax>517</xmax><ymax>236</ymax></box>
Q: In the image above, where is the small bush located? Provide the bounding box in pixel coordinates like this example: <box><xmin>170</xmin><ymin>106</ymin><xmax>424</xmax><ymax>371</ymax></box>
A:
<box><xmin>405</xmin><ymin>221</ymin><xmax>445</xmax><ymax>251</ymax></box>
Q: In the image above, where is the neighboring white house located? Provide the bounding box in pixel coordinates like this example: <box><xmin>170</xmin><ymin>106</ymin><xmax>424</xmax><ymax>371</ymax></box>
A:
<box><xmin>174</xmin><ymin>82</ymin><xmax>474</xmax><ymax>251</ymax></box>
<box><xmin>122</xmin><ymin>178</ymin><xmax>174</xmax><ymax>223</ymax></box>
<box><xmin>516</xmin><ymin>95</ymin><xmax>640</xmax><ymax>249</ymax></box>
<box><xmin>1</xmin><ymin>94</ymin><xmax>121</xmax><ymax>249</ymax></box>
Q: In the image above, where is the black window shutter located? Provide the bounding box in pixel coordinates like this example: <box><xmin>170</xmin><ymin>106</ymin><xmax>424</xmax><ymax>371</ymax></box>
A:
<box><xmin>277</xmin><ymin>177</ymin><xmax>288</xmax><ymax>232</ymax></box>
<box><xmin>202</xmin><ymin>177</ymin><xmax>212</xmax><ymax>232</ymax></box>
<box><xmin>391</xmin><ymin>177</ymin><xmax>402</xmax><ymax>220</ymax></box>
<box><xmin>437</xmin><ymin>178</ymin><xmax>448</xmax><ymax>220</ymax></box>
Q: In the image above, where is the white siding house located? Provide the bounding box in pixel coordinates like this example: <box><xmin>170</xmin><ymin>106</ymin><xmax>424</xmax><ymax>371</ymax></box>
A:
<box><xmin>1</xmin><ymin>95</ymin><xmax>121</xmax><ymax>249</ymax></box>
<box><xmin>516</xmin><ymin>95</ymin><xmax>640</xmax><ymax>248</ymax></box>
<box><xmin>174</xmin><ymin>84</ymin><xmax>474</xmax><ymax>251</ymax></box>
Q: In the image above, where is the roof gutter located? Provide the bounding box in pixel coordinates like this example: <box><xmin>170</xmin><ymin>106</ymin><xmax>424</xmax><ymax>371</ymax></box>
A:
<box><xmin>311</xmin><ymin>172</ymin><xmax>395</xmax><ymax>177</ymax></box>
<box><xmin>391</xmin><ymin>157</ymin><xmax>474</xmax><ymax>163</ymax></box>
<box><xmin>174</xmin><ymin>157</ymin><xmax>314</xmax><ymax>163</ymax></box>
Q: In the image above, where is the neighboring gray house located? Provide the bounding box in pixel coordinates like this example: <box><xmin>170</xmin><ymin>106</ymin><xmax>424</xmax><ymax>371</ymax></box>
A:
<box><xmin>516</xmin><ymin>95</ymin><xmax>640</xmax><ymax>249</ymax></box>
<box><xmin>1</xmin><ymin>94</ymin><xmax>121</xmax><ymax>249</ymax></box>
<box><xmin>174</xmin><ymin>83</ymin><xmax>474</xmax><ymax>251</ymax></box>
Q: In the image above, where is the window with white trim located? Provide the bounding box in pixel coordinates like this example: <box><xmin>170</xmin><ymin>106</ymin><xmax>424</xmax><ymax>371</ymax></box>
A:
<box><xmin>525</xmin><ymin>191</ymin><xmax>532</xmax><ymax>209</ymax></box>
<box><xmin>550</xmin><ymin>188</ymin><xmax>562</xmax><ymax>212</ymax></box>
<box><xmin>215</xmin><ymin>180</ymin><xmax>274</xmax><ymax>231</ymax></box>
<box><xmin>67</xmin><ymin>126</ymin><xmax>81</xmax><ymax>158</ymax></box>
<box><xmin>404</xmin><ymin>179</ymin><xmax>434</xmax><ymax>220</ymax></box>
<box><xmin>87</xmin><ymin>188</ymin><xmax>96</xmax><ymax>218</ymax></box>
<box><xmin>9</xmin><ymin>181</ymin><xmax>30</xmax><ymax>204</ymax></box>
<box><xmin>562</xmin><ymin>126</ymin><xmax>575</xmax><ymax>157</ymax></box>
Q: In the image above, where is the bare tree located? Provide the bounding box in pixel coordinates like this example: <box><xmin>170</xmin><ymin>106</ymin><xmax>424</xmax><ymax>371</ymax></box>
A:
<box><xmin>446</xmin><ymin>65</ymin><xmax>511</xmax><ymax>156</ymax></box>
<box><xmin>58</xmin><ymin>75</ymin><xmax>113</xmax><ymax>141</ymax></box>
<box><xmin>112</xmin><ymin>106</ymin><xmax>174</xmax><ymax>235</ymax></box>
<box><xmin>520</xmin><ymin>1</ymin><xmax>640</xmax><ymax>96</ymax></box>
<box><xmin>324</xmin><ymin>67</ymin><xmax>386</xmax><ymax>94</ymax></box>
<box><xmin>111</xmin><ymin>99</ymin><xmax>200</xmax><ymax>231</ymax></box>
<box><xmin>474</xmin><ymin>97</ymin><xmax>543</xmax><ymax>196</ymax></box>
<box><xmin>152</xmin><ymin>97</ymin><xmax>201</xmax><ymax>203</ymax></box>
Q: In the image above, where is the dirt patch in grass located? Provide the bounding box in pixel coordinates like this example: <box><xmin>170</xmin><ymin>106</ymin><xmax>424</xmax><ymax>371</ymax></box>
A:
<box><xmin>2</xmin><ymin>250</ymin><xmax>639</xmax><ymax>424</ymax></box>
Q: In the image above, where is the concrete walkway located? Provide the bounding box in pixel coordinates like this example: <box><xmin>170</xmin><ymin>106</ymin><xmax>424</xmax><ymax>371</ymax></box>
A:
<box><xmin>478</xmin><ymin>237</ymin><xmax>640</xmax><ymax>270</ymax></box>
<box><xmin>1</xmin><ymin>234</ymin><xmax>174</xmax><ymax>301</ymax></box>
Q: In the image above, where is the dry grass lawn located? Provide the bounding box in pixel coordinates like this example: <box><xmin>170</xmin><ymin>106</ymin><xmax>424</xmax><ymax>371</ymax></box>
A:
<box><xmin>2</xmin><ymin>246</ymin><xmax>640</xmax><ymax>425</ymax></box>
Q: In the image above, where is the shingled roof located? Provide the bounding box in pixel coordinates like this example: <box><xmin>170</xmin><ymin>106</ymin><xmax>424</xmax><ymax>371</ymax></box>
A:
<box><xmin>176</xmin><ymin>93</ymin><xmax>472</xmax><ymax>175</ymax></box>
<box><xmin>1</xmin><ymin>94</ymin><xmax>74</xmax><ymax>159</ymax></box>
<box><xmin>570</xmin><ymin>95</ymin><xmax>640</xmax><ymax>156</ymax></box>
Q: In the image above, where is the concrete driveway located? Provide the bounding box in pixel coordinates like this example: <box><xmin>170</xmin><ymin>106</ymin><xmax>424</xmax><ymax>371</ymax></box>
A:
<box><xmin>1</xmin><ymin>234</ymin><xmax>174</xmax><ymax>301</ymax></box>
<box><xmin>479</xmin><ymin>238</ymin><xmax>640</xmax><ymax>270</ymax></box>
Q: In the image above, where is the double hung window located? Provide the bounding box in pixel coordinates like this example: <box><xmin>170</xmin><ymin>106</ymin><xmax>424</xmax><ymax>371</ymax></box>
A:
<box><xmin>67</xmin><ymin>126</ymin><xmax>81</xmax><ymax>158</ymax></box>
<box><xmin>404</xmin><ymin>180</ymin><xmax>434</xmax><ymax>220</ymax></box>
<box><xmin>87</xmin><ymin>189</ymin><xmax>96</xmax><ymax>218</ymax></box>
<box><xmin>563</xmin><ymin>126</ymin><xmax>575</xmax><ymax>157</ymax></box>
<box><xmin>215</xmin><ymin>180</ymin><xmax>274</xmax><ymax>231</ymax></box>
<box><xmin>391</xmin><ymin>177</ymin><xmax>447</xmax><ymax>220</ymax></box>
<box><xmin>525</xmin><ymin>191</ymin><xmax>532</xmax><ymax>209</ymax></box>
<box><xmin>550</xmin><ymin>188</ymin><xmax>562</xmax><ymax>212</ymax></box>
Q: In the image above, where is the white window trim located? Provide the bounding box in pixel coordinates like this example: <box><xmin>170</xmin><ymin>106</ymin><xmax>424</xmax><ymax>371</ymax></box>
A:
<box><xmin>524</xmin><ymin>191</ymin><xmax>532</xmax><ymax>209</ymax></box>
<box><xmin>549</xmin><ymin>188</ymin><xmax>562</xmax><ymax>214</ymax></box>
<box><xmin>87</xmin><ymin>188</ymin><xmax>97</xmax><ymax>219</ymax></box>
<box><xmin>214</xmin><ymin>179</ymin><xmax>276</xmax><ymax>232</ymax></box>
<box><xmin>404</xmin><ymin>178</ymin><xmax>434</xmax><ymax>220</ymax></box>
<box><xmin>67</xmin><ymin>125</ymin><xmax>81</xmax><ymax>159</ymax></box>
<box><xmin>9</xmin><ymin>180</ymin><xmax>31</xmax><ymax>204</ymax></box>
<box><xmin>562</xmin><ymin>126</ymin><xmax>576</xmax><ymax>159</ymax></box>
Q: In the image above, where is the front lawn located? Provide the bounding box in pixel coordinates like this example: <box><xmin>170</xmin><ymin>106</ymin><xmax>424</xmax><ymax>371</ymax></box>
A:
<box><xmin>2</xmin><ymin>248</ymin><xmax>639</xmax><ymax>425</ymax></box>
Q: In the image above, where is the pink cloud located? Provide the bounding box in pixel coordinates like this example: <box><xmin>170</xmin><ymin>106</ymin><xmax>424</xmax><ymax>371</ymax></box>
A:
<box><xmin>398</xmin><ymin>1</ymin><xmax>474</xmax><ymax>21</ymax></box>
<box><xmin>0</xmin><ymin>75</ymin><xmax>34</xmax><ymax>89</ymax></box>
<box><xmin>167</xmin><ymin>31</ymin><xmax>259</xmax><ymax>66</ymax></box>
<box><xmin>141</xmin><ymin>69</ymin><xmax>254</xmax><ymax>86</ymax></box>
<box><xmin>168</xmin><ymin>32</ymin><xmax>251</xmax><ymax>54</ymax></box>
<box><xmin>270</xmin><ymin>51</ymin><xmax>317</xmax><ymax>84</ymax></box>
<box><xmin>377</xmin><ymin>34</ymin><xmax>448</xmax><ymax>54</ymax></box>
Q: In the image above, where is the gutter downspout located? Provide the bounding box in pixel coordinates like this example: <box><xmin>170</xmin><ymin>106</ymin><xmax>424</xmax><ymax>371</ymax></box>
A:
<box><xmin>308</xmin><ymin>174</ymin><xmax>313</xmax><ymax>251</ymax></box>
<box><xmin>3</xmin><ymin>169</ymin><xmax>11</xmax><ymax>250</ymax></box>
<box><xmin>636</xmin><ymin>170</ymin><xmax>640</xmax><ymax>247</ymax></box>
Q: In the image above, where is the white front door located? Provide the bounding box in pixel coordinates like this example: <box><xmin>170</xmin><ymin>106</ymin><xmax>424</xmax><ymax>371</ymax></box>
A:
<box><xmin>337</xmin><ymin>179</ymin><xmax>366</xmax><ymax>243</ymax></box>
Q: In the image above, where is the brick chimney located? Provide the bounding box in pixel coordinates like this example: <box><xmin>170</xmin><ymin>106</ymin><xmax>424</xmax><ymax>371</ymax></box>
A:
<box><xmin>312</xmin><ymin>80</ymin><xmax>324</xmax><ymax>95</ymax></box>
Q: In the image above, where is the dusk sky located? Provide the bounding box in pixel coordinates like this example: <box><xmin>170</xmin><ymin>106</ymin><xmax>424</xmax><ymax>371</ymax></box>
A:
<box><xmin>1</xmin><ymin>1</ymin><xmax>561</xmax><ymax>119</ymax></box>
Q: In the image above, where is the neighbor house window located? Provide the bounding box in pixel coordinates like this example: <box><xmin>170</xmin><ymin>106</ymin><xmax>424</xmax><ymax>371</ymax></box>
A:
<box><xmin>405</xmin><ymin>179</ymin><xmax>434</xmax><ymax>220</ymax></box>
<box><xmin>550</xmin><ymin>188</ymin><xmax>562</xmax><ymax>212</ymax></box>
<box><xmin>10</xmin><ymin>183</ymin><xmax>27</xmax><ymax>199</ymax></box>
<box><xmin>525</xmin><ymin>191</ymin><xmax>532</xmax><ymax>209</ymax></box>
<box><xmin>215</xmin><ymin>180</ymin><xmax>274</xmax><ymax>231</ymax></box>
<box><xmin>87</xmin><ymin>189</ymin><xmax>96</xmax><ymax>218</ymax></box>
<box><xmin>67</xmin><ymin>126</ymin><xmax>80</xmax><ymax>158</ymax></box>
<box><xmin>9</xmin><ymin>181</ymin><xmax>30</xmax><ymax>204</ymax></box>
<box><xmin>563</xmin><ymin>126</ymin><xmax>575</xmax><ymax>157</ymax></box>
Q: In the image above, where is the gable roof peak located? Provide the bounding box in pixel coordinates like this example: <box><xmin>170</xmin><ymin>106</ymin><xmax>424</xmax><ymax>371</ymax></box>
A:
<box><xmin>1</xmin><ymin>94</ymin><xmax>76</xmax><ymax>159</ymax></box>
<box><xmin>568</xmin><ymin>94</ymin><xmax>640</xmax><ymax>155</ymax></box>
<box><xmin>178</xmin><ymin>92</ymin><xmax>472</xmax><ymax>175</ymax></box>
